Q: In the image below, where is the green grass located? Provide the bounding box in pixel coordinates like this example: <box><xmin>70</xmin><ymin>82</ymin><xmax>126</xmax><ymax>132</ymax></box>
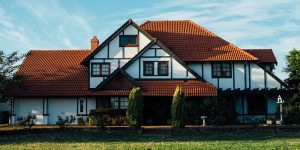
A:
<box><xmin>0</xmin><ymin>132</ymin><xmax>300</xmax><ymax>149</ymax></box>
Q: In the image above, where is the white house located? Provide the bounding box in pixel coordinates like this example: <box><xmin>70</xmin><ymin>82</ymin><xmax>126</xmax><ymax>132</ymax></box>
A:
<box><xmin>5</xmin><ymin>19</ymin><xmax>295</xmax><ymax>125</ymax></box>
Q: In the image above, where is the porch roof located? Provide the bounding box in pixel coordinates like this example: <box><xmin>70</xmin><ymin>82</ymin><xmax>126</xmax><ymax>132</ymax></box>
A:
<box><xmin>90</xmin><ymin>80</ymin><xmax>218</xmax><ymax>97</ymax></box>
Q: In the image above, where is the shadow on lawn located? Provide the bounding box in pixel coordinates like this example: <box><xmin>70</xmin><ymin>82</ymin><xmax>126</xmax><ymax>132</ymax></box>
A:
<box><xmin>0</xmin><ymin>132</ymin><xmax>300</xmax><ymax>145</ymax></box>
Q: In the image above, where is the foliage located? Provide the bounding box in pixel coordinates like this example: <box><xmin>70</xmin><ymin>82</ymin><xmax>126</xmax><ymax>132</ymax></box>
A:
<box><xmin>88</xmin><ymin>111</ymin><xmax>108</xmax><ymax>129</ymax></box>
<box><xmin>0</xmin><ymin>50</ymin><xmax>25</xmax><ymax>99</ymax></box>
<box><xmin>283</xmin><ymin>96</ymin><xmax>300</xmax><ymax>125</ymax></box>
<box><xmin>126</xmin><ymin>87</ymin><xmax>143</xmax><ymax>129</ymax></box>
<box><xmin>198</xmin><ymin>97</ymin><xmax>227</xmax><ymax>125</ymax></box>
<box><xmin>171</xmin><ymin>86</ymin><xmax>187</xmax><ymax>129</ymax></box>
<box><xmin>16</xmin><ymin>114</ymin><xmax>37</xmax><ymax>129</ymax></box>
<box><xmin>77</xmin><ymin>117</ymin><xmax>85</xmax><ymax>126</ymax></box>
<box><xmin>56</xmin><ymin>115</ymin><xmax>76</xmax><ymax>129</ymax></box>
<box><xmin>284</xmin><ymin>48</ymin><xmax>300</xmax><ymax>89</ymax></box>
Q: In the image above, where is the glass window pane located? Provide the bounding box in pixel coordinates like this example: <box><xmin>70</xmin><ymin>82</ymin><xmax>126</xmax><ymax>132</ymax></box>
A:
<box><xmin>129</xmin><ymin>36</ymin><xmax>137</xmax><ymax>44</ymax></box>
<box><xmin>101</xmin><ymin>63</ymin><xmax>110</xmax><ymax>76</ymax></box>
<box><xmin>92</xmin><ymin>64</ymin><xmax>100</xmax><ymax>76</ymax></box>
<box><xmin>158</xmin><ymin>61</ymin><xmax>168</xmax><ymax>76</ymax></box>
<box><xmin>120</xmin><ymin>97</ymin><xmax>128</xmax><ymax>109</ymax></box>
<box><xmin>144</xmin><ymin>62</ymin><xmax>154</xmax><ymax>75</ymax></box>
<box><xmin>111</xmin><ymin>97</ymin><xmax>119</xmax><ymax>109</ymax></box>
<box><xmin>120</xmin><ymin>36</ymin><xmax>129</xmax><ymax>46</ymax></box>
<box><xmin>80</xmin><ymin>100</ymin><xmax>84</xmax><ymax>113</ymax></box>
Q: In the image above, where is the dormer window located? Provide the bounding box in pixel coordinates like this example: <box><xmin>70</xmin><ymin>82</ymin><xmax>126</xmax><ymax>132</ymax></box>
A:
<box><xmin>91</xmin><ymin>63</ymin><xmax>110</xmax><ymax>77</ymax></box>
<box><xmin>119</xmin><ymin>35</ymin><xmax>138</xmax><ymax>47</ymax></box>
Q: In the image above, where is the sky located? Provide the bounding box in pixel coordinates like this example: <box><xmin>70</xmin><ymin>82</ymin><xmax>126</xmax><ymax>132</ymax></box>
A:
<box><xmin>0</xmin><ymin>0</ymin><xmax>299</xmax><ymax>80</ymax></box>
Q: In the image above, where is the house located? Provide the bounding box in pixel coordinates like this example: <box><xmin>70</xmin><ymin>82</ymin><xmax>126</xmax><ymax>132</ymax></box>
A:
<box><xmin>5</xmin><ymin>19</ymin><xmax>295</xmax><ymax>125</ymax></box>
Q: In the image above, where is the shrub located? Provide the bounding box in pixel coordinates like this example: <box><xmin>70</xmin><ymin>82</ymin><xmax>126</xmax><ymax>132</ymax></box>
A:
<box><xmin>17</xmin><ymin>114</ymin><xmax>37</xmax><ymax>129</ymax></box>
<box><xmin>126</xmin><ymin>87</ymin><xmax>143</xmax><ymax>129</ymax></box>
<box><xmin>77</xmin><ymin>117</ymin><xmax>85</xmax><ymax>126</ymax></box>
<box><xmin>171</xmin><ymin>86</ymin><xmax>187</xmax><ymax>129</ymax></box>
<box><xmin>88</xmin><ymin>111</ymin><xmax>108</xmax><ymax>129</ymax></box>
<box><xmin>56</xmin><ymin>115</ymin><xmax>76</xmax><ymax>129</ymax></box>
<box><xmin>283</xmin><ymin>96</ymin><xmax>300</xmax><ymax>125</ymax></box>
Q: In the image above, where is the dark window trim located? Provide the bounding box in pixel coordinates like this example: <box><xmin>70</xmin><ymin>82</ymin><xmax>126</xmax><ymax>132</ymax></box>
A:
<box><xmin>91</xmin><ymin>62</ymin><xmax>111</xmax><ymax>77</ymax></box>
<box><xmin>211</xmin><ymin>62</ymin><xmax>232</xmax><ymax>78</ymax></box>
<box><xmin>143</xmin><ymin>61</ymin><xmax>154</xmax><ymax>76</ymax></box>
<box><xmin>119</xmin><ymin>35</ymin><xmax>138</xmax><ymax>47</ymax></box>
<box><xmin>157</xmin><ymin>61</ymin><xmax>169</xmax><ymax>76</ymax></box>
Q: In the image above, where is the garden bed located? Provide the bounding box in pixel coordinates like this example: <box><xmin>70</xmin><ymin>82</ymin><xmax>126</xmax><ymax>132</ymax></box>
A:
<box><xmin>2</xmin><ymin>124</ymin><xmax>300</xmax><ymax>135</ymax></box>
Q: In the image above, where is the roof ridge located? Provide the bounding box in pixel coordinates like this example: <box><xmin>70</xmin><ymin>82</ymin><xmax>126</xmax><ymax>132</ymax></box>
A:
<box><xmin>139</xmin><ymin>20</ymin><xmax>150</xmax><ymax>27</ymax></box>
<box><xmin>187</xmin><ymin>20</ymin><xmax>258</xmax><ymax>61</ymax></box>
<box><xmin>140</xmin><ymin>20</ymin><xmax>191</xmax><ymax>27</ymax></box>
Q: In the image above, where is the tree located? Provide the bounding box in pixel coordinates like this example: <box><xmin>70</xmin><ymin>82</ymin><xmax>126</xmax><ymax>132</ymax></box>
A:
<box><xmin>171</xmin><ymin>86</ymin><xmax>187</xmax><ymax>129</ymax></box>
<box><xmin>284</xmin><ymin>48</ymin><xmax>300</xmax><ymax>89</ymax></box>
<box><xmin>0</xmin><ymin>50</ymin><xmax>24</xmax><ymax>99</ymax></box>
<box><xmin>126</xmin><ymin>87</ymin><xmax>143</xmax><ymax>129</ymax></box>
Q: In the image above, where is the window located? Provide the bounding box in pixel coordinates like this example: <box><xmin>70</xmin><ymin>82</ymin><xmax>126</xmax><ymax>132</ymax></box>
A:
<box><xmin>158</xmin><ymin>61</ymin><xmax>168</xmax><ymax>76</ymax></box>
<box><xmin>212</xmin><ymin>62</ymin><xmax>231</xmax><ymax>78</ymax></box>
<box><xmin>143</xmin><ymin>61</ymin><xmax>169</xmax><ymax>76</ymax></box>
<box><xmin>119</xmin><ymin>35</ymin><xmax>138</xmax><ymax>47</ymax></box>
<box><xmin>91</xmin><ymin>63</ymin><xmax>110</xmax><ymax>77</ymax></box>
<box><xmin>143</xmin><ymin>61</ymin><xmax>154</xmax><ymax>76</ymax></box>
<box><xmin>80</xmin><ymin>100</ymin><xmax>84</xmax><ymax>113</ymax></box>
<box><xmin>110</xmin><ymin>97</ymin><xmax>128</xmax><ymax>110</ymax></box>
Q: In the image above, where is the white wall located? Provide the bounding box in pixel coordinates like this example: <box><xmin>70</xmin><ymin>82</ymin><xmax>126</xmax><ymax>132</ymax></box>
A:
<box><xmin>125</xmin><ymin>44</ymin><xmax>196</xmax><ymax>79</ymax></box>
<box><xmin>14</xmin><ymin>98</ymin><xmax>44</xmax><ymax>124</ymax></box>
<box><xmin>89</xmin><ymin>24</ymin><xmax>151</xmax><ymax>88</ymax></box>
<box><xmin>189</xmin><ymin>62</ymin><xmax>282</xmax><ymax>89</ymax></box>
<box><xmin>12</xmin><ymin>97</ymin><xmax>96</xmax><ymax>125</ymax></box>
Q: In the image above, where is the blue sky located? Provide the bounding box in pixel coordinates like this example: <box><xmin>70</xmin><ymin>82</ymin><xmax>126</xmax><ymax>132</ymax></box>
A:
<box><xmin>0</xmin><ymin>0</ymin><xmax>299</xmax><ymax>80</ymax></box>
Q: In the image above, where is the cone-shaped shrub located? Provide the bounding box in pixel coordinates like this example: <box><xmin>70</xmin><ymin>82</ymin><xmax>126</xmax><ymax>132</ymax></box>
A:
<box><xmin>126</xmin><ymin>87</ymin><xmax>143</xmax><ymax>129</ymax></box>
<box><xmin>171</xmin><ymin>86</ymin><xmax>187</xmax><ymax>129</ymax></box>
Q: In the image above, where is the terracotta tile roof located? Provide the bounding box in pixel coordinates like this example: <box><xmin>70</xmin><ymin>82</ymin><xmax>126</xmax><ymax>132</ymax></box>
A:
<box><xmin>6</xmin><ymin>50</ymin><xmax>92</xmax><ymax>96</ymax></box>
<box><xmin>6</xmin><ymin>50</ymin><xmax>217</xmax><ymax>97</ymax></box>
<box><xmin>138</xmin><ymin>80</ymin><xmax>217</xmax><ymax>96</ymax></box>
<box><xmin>140</xmin><ymin>20</ymin><xmax>258</xmax><ymax>62</ymax></box>
<box><xmin>243</xmin><ymin>49</ymin><xmax>277</xmax><ymax>63</ymax></box>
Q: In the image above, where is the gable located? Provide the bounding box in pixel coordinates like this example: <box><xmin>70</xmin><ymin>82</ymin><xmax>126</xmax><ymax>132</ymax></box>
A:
<box><xmin>101</xmin><ymin>73</ymin><xmax>135</xmax><ymax>90</ymax></box>
<box><xmin>85</xmin><ymin>19</ymin><xmax>154</xmax><ymax>88</ymax></box>
<box><xmin>124</xmin><ymin>42</ymin><xmax>199</xmax><ymax>80</ymax></box>
<box><xmin>82</xmin><ymin>19</ymin><xmax>153</xmax><ymax>64</ymax></box>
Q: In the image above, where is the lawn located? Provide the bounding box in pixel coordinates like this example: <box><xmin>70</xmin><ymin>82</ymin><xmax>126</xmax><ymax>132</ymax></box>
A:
<box><xmin>1</xmin><ymin>132</ymin><xmax>300</xmax><ymax>149</ymax></box>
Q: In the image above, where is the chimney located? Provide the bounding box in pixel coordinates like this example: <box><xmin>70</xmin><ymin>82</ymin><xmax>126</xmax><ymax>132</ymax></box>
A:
<box><xmin>90</xmin><ymin>36</ymin><xmax>99</xmax><ymax>51</ymax></box>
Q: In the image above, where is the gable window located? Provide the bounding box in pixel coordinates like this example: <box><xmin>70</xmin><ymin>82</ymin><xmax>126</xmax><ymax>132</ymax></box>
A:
<box><xmin>111</xmin><ymin>97</ymin><xmax>128</xmax><ymax>110</ymax></box>
<box><xmin>143</xmin><ymin>61</ymin><xmax>154</xmax><ymax>76</ymax></box>
<box><xmin>212</xmin><ymin>62</ymin><xmax>231</xmax><ymax>78</ymax></box>
<box><xmin>91</xmin><ymin>63</ymin><xmax>110</xmax><ymax>77</ymax></box>
<box><xmin>158</xmin><ymin>61</ymin><xmax>168</xmax><ymax>76</ymax></box>
<box><xmin>119</xmin><ymin>35</ymin><xmax>138</xmax><ymax>47</ymax></box>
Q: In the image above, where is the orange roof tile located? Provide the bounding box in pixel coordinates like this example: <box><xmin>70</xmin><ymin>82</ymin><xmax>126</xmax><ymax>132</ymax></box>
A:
<box><xmin>140</xmin><ymin>20</ymin><xmax>258</xmax><ymax>62</ymax></box>
<box><xmin>6</xmin><ymin>50</ymin><xmax>92</xmax><ymax>96</ymax></box>
<box><xmin>6</xmin><ymin>50</ymin><xmax>217</xmax><ymax>97</ymax></box>
<box><xmin>138</xmin><ymin>80</ymin><xmax>217</xmax><ymax>96</ymax></box>
<box><xmin>244</xmin><ymin>49</ymin><xmax>277</xmax><ymax>63</ymax></box>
